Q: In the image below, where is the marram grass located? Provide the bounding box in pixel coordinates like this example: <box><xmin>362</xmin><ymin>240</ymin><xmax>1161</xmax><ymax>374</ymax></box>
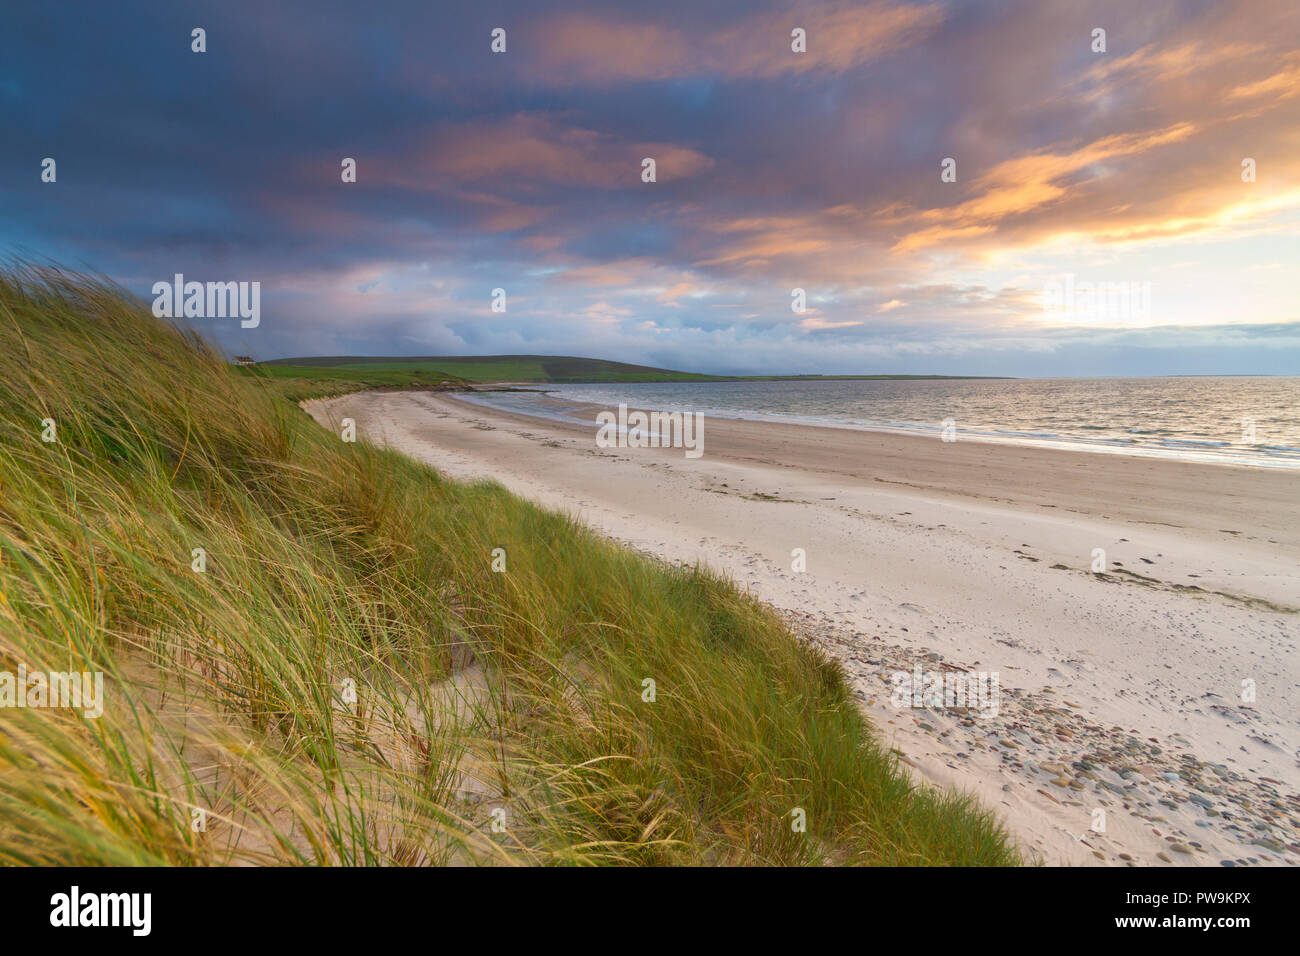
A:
<box><xmin>0</xmin><ymin>265</ymin><xmax>1018</xmax><ymax>865</ymax></box>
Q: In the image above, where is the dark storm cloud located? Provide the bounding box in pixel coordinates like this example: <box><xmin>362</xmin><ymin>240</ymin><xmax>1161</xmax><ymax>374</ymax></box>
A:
<box><xmin>2</xmin><ymin>0</ymin><xmax>1297</xmax><ymax>374</ymax></box>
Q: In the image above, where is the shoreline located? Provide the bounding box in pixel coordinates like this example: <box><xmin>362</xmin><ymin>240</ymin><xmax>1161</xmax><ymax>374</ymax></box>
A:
<box><xmin>456</xmin><ymin>384</ymin><xmax>1300</xmax><ymax>471</ymax></box>
<box><xmin>304</xmin><ymin>389</ymin><xmax>1300</xmax><ymax>866</ymax></box>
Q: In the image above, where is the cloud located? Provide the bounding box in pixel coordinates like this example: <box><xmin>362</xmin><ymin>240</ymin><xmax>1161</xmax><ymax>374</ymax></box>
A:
<box><xmin>889</xmin><ymin>123</ymin><xmax>1200</xmax><ymax>252</ymax></box>
<box><xmin>530</xmin><ymin>2</ymin><xmax>944</xmax><ymax>84</ymax></box>
<box><xmin>1226</xmin><ymin>54</ymin><xmax>1300</xmax><ymax>102</ymax></box>
<box><xmin>373</xmin><ymin>114</ymin><xmax>712</xmax><ymax>190</ymax></box>
<box><xmin>799</xmin><ymin>315</ymin><xmax>863</xmax><ymax>331</ymax></box>
<box><xmin>2</xmin><ymin>0</ymin><xmax>1298</xmax><ymax>374</ymax></box>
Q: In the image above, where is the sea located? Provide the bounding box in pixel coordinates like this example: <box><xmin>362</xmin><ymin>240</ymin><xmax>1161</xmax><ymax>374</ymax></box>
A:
<box><xmin>458</xmin><ymin>376</ymin><xmax>1300</xmax><ymax>469</ymax></box>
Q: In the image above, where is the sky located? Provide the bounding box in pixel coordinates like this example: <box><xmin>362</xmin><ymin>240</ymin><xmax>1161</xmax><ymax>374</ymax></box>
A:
<box><xmin>3</xmin><ymin>0</ymin><xmax>1299</xmax><ymax>376</ymax></box>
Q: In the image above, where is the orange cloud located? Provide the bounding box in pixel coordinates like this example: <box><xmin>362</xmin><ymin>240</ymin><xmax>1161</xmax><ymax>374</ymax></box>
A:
<box><xmin>800</xmin><ymin>315</ymin><xmax>863</xmax><ymax>330</ymax></box>
<box><xmin>891</xmin><ymin>123</ymin><xmax>1199</xmax><ymax>252</ymax></box>
<box><xmin>375</xmin><ymin>114</ymin><xmax>712</xmax><ymax>191</ymax></box>
<box><xmin>1226</xmin><ymin>54</ymin><xmax>1300</xmax><ymax>102</ymax></box>
<box><xmin>531</xmin><ymin>1</ymin><xmax>944</xmax><ymax>83</ymax></box>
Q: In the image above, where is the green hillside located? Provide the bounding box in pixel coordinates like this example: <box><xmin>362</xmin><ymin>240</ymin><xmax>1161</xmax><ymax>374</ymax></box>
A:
<box><xmin>258</xmin><ymin>355</ymin><xmax>717</xmax><ymax>385</ymax></box>
<box><xmin>248</xmin><ymin>355</ymin><xmax>720</xmax><ymax>402</ymax></box>
<box><xmin>253</xmin><ymin>354</ymin><xmax>1003</xmax><ymax>401</ymax></box>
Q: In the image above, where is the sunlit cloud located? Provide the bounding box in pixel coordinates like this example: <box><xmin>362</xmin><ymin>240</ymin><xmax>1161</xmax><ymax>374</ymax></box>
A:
<box><xmin>3</xmin><ymin>0</ymin><xmax>1298</xmax><ymax>375</ymax></box>
<box><xmin>530</xmin><ymin>1</ymin><xmax>944</xmax><ymax>83</ymax></box>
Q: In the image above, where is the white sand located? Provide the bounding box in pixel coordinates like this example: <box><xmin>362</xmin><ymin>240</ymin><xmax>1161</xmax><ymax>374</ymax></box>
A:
<box><xmin>304</xmin><ymin>389</ymin><xmax>1300</xmax><ymax>867</ymax></box>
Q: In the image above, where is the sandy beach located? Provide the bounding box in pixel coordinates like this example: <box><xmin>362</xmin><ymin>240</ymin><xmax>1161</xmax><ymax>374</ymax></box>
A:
<box><xmin>305</xmin><ymin>389</ymin><xmax>1300</xmax><ymax>867</ymax></box>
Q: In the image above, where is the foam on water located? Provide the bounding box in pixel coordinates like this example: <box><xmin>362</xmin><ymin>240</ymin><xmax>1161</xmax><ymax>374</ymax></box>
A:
<box><xmin>458</xmin><ymin>376</ymin><xmax>1300</xmax><ymax>469</ymax></box>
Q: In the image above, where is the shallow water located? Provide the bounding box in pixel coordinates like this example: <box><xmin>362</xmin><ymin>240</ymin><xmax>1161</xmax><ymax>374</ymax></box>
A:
<box><xmin>461</xmin><ymin>376</ymin><xmax>1300</xmax><ymax>469</ymax></box>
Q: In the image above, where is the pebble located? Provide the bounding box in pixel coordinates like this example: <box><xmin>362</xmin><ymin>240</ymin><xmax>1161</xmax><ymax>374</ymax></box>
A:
<box><xmin>781</xmin><ymin>608</ymin><xmax>1300</xmax><ymax>870</ymax></box>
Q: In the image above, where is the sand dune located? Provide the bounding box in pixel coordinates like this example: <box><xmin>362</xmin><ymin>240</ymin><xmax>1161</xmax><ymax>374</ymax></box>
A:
<box><xmin>305</xmin><ymin>390</ymin><xmax>1300</xmax><ymax>867</ymax></box>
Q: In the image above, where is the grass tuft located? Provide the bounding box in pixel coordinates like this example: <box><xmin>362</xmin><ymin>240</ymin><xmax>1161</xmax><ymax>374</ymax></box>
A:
<box><xmin>0</xmin><ymin>265</ymin><xmax>1018</xmax><ymax>865</ymax></box>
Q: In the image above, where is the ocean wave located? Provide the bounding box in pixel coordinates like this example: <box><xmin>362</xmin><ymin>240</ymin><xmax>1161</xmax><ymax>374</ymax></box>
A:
<box><xmin>474</xmin><ymin>382</ymin><xmax>1300</xmax><ymax>470</ymax></box>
